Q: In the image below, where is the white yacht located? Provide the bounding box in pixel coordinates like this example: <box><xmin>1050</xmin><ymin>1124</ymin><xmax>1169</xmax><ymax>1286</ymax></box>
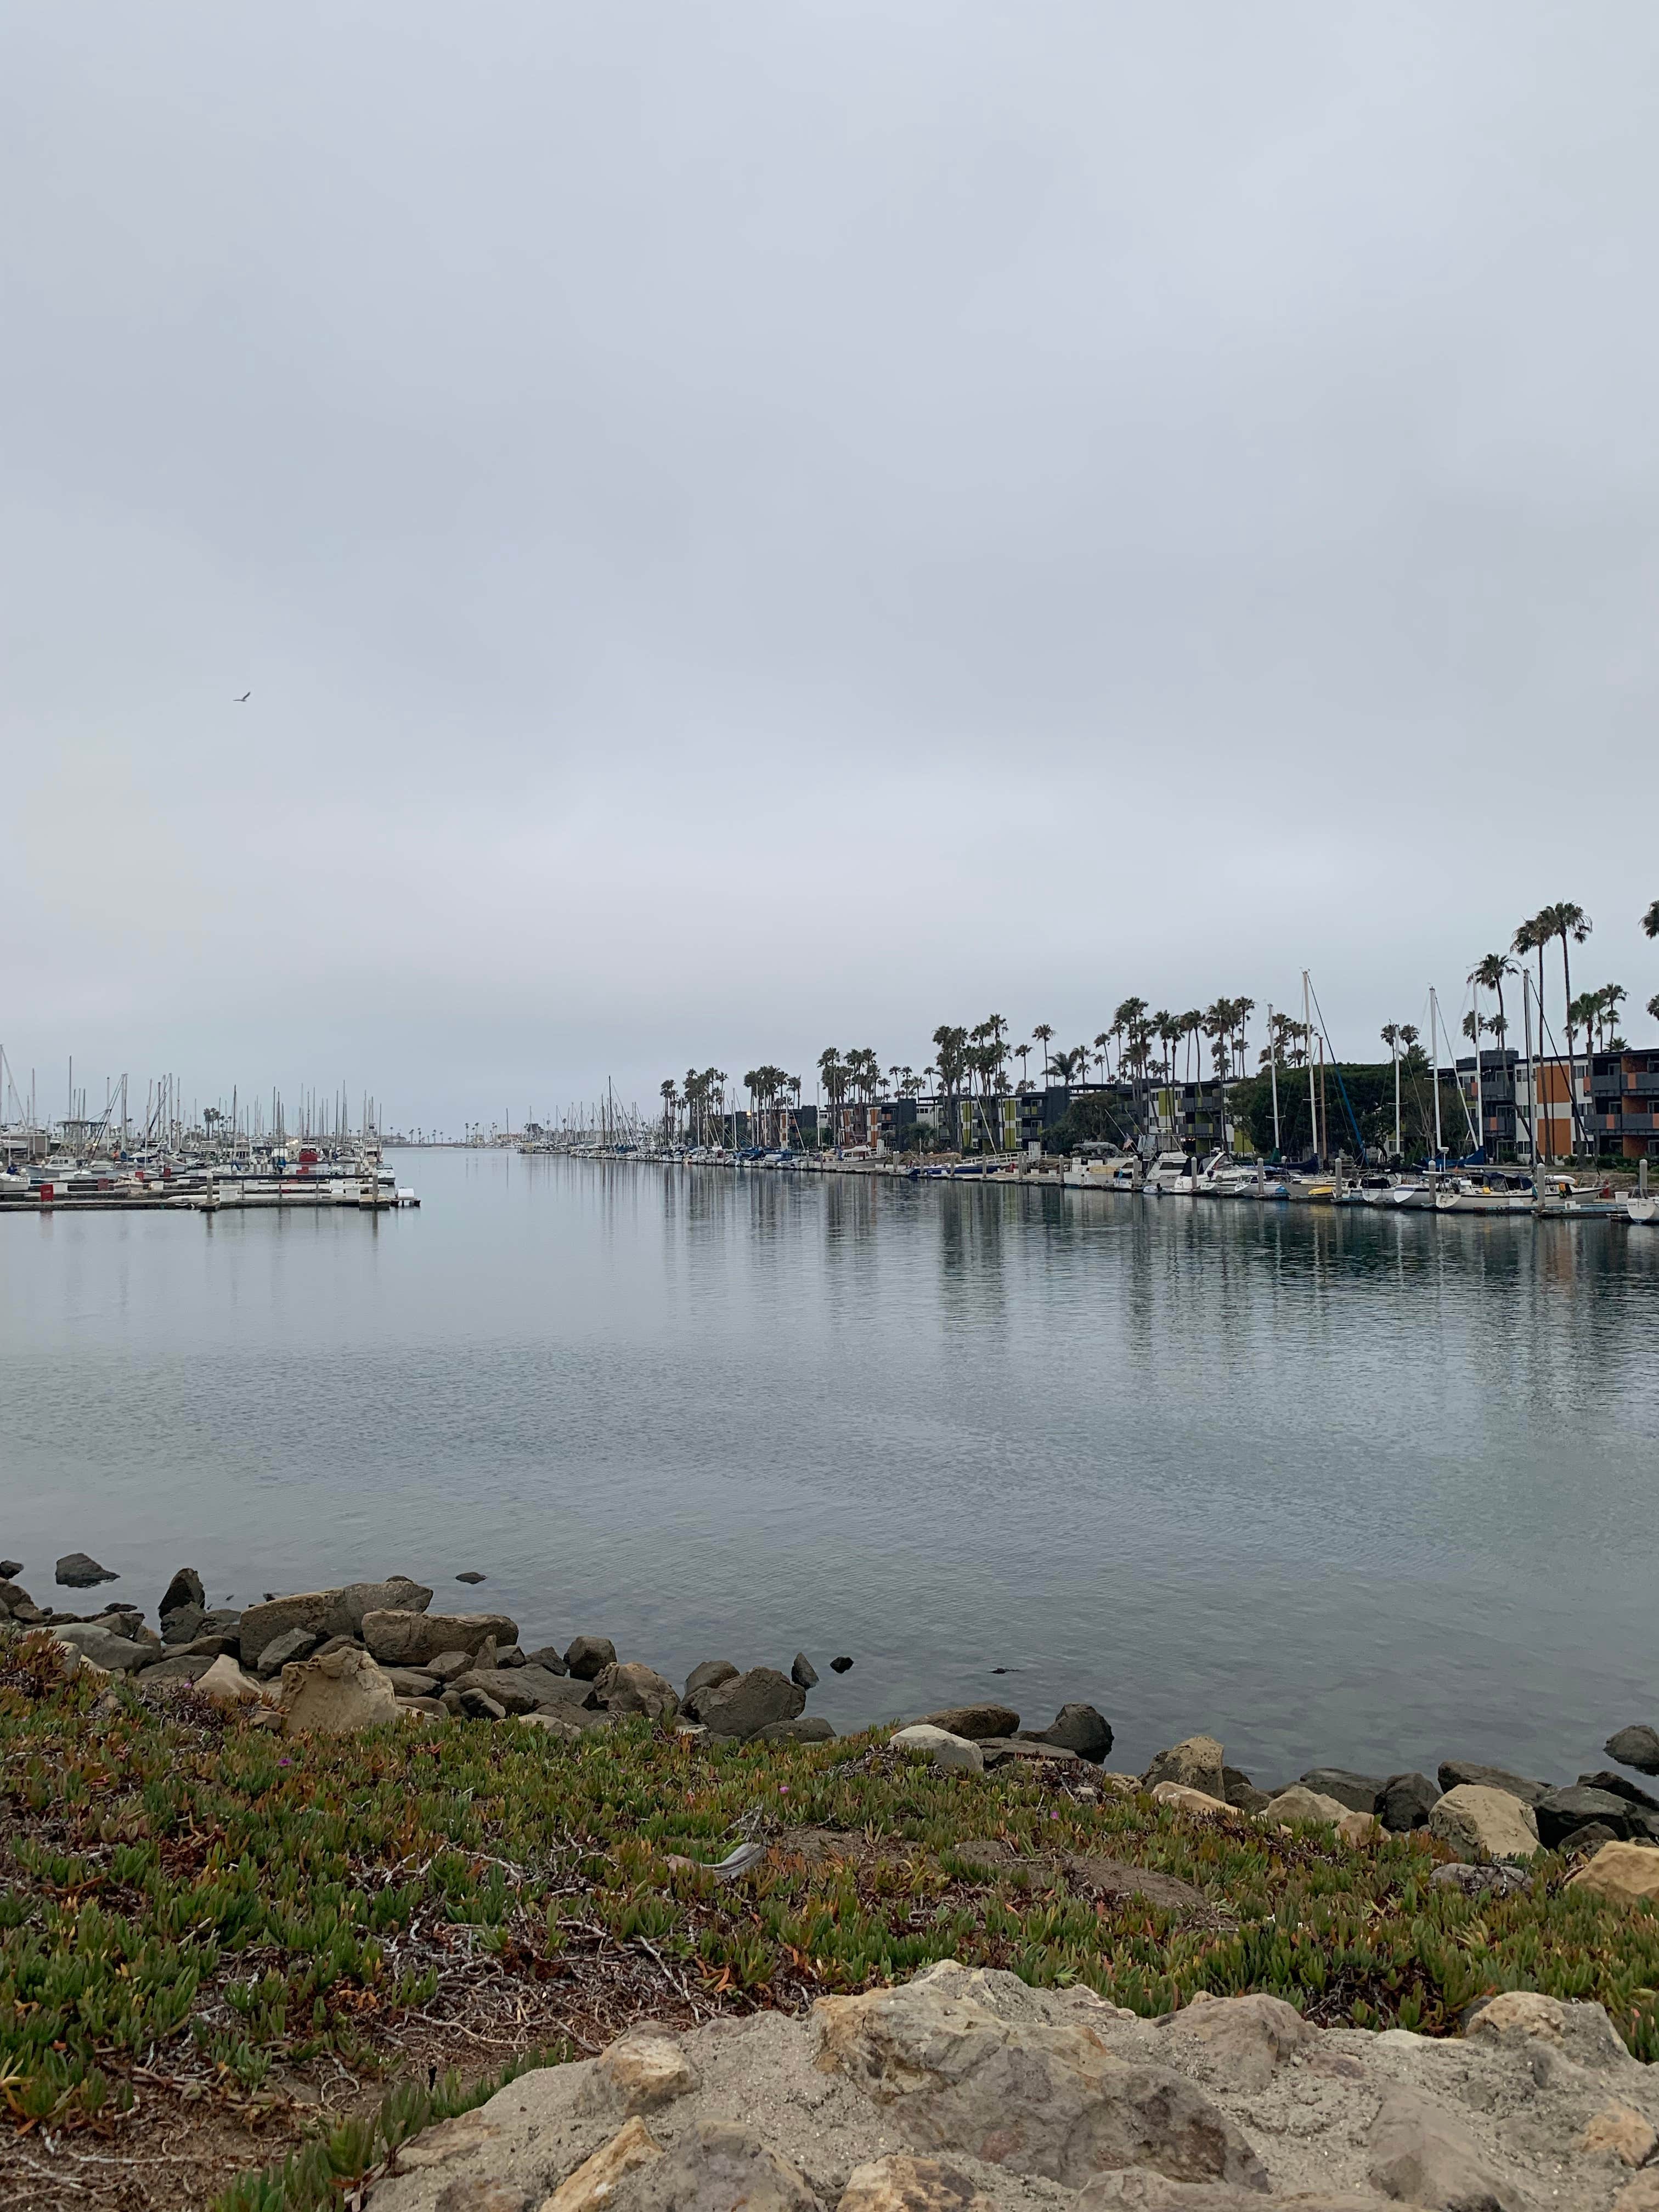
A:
<box><xmin>1143</xmin><ymin>1150</ymin><xmax>1200</xmax><ymax>1194</ymax></box>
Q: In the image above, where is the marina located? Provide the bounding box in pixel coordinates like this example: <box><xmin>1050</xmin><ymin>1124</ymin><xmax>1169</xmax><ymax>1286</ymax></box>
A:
<box><xmin>0</xmin><ymin>1057</ymin><xmax>419</xmax><ymax>1211</ymax></box>
<box><xmin>518</xmin><ymin>1134</ymin><xmax>1658</xmax><ymax>1226</ymax></box>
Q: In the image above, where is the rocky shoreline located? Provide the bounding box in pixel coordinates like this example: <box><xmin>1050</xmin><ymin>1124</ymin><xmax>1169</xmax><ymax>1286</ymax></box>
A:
<box><xmin>4</xmin><ymin>1555</ymin><xmax>1659</xmax><ymax>1895</ymax></box>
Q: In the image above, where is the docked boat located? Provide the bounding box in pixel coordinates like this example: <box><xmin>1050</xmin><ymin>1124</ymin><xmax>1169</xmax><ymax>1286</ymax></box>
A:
<box><xmin>1435</xmin><ymin>1174</ymin><xmax>1534</xmax><ymax>1215</ymax></box>
<box><xmin>1062</xmin><ymin>1151</ymin><xmax>1141</xmax><ymax>1191</ymax></box>
<box><xmin>1533</xmin><ymin>1173</ymin><xmax>1627</xmax><ymax>1218</ymax></box>
<box><xmin>1143</xmin><ymin>1150</ymin><xmax>1200</xmax><ymax>1194</ymax></box>
<box><xmin>1240</xmin><ymin>1165</ymin><xmax>1292</xmax><ymax>1200</ymax></box>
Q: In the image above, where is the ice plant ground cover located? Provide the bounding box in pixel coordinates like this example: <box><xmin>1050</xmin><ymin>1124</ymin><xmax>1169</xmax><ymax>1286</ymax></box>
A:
<box><xmin>1</xmin><ymin>1630</ymin><xmax>1656</xmax><ymax>2212</ymax></box>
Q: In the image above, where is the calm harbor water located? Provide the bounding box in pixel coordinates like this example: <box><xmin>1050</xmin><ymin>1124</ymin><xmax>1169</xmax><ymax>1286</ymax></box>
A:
<box><xmin>2</xmin><ymin>1148</ymin><xmax>1655</xmax><ymax>1785</ymax></box>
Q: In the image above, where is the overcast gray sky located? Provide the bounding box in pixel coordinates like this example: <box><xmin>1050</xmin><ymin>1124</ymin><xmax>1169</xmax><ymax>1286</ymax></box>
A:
<box><xmin>5</xmin><ymin>4</ymin><xmax>1657</xmax><ymax>1131</ymax></box>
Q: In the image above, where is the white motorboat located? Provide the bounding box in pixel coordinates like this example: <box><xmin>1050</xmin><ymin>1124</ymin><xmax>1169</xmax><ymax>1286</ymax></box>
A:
<box><xmin>1062</xmin><ymin>1152</ymin><xmax>1141</xmax><ymax>1191</ymax></box>
<box><xmin>1240</xmin><ymin>1166</ymin><xmax>1292</xmax><ymax>1199</ymax></box>
<box><xmin>1201</xmin><ymin>1155</ymin><xmax>1261</xmax><ymax>1197</ymax></box>
<box><xmin>1143</xmin><ymin>1150</ymin><xmax>1201</xmax><ymax>1194</ymax></box>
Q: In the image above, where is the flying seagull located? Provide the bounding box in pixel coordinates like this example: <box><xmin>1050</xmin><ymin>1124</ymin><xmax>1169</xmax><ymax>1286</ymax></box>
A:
<box><xmin>234</xmin><ymin>691</ymin><xmax>251</xmax><ymax>703</ymax></box>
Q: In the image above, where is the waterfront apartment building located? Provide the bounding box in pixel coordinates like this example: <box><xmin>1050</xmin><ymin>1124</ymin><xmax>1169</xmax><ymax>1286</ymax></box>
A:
<box><xmin>816</xmin><ymin>1076</ymin><xmax>1244</xmax><ymax>1158</ymax></box>
<box><xmin>1590</xmin><ymin>1047</ymin><xmax>1659</xmax><ymax>1159</ymax></box>
<box><xmin>1453</xmin><ymin>1047</ymin><xmax>1637</xmax><ymax>1161</ymax></box>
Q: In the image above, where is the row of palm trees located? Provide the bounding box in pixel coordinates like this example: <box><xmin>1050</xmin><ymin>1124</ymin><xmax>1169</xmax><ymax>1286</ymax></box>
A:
<box><xmin>658</xmin><ymin>895</ymin><xmax>1658</xmax><ymax>1146</ymax></box>
<box><xmin>1460</xmin><ymin>900</ymin><xmax>1655</xmax><ymax>1065</ymax></box>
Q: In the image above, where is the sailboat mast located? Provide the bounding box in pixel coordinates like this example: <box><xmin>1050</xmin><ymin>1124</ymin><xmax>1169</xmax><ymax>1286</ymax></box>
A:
<box><xmin>1522</xmin><ymin>970</ymin><xmax>1538</xmax><ymax>1164</ymax></box>
<box><xmin>1267</xmin><ymin>1002</ymin><xmax>1280</xmax><ymax>1155</ymax></box>
<box><xmin>1392</xmin><ymin>1031</ymin><xmax>1401</xmax><ymax>1160</ymax></box>
<box><xmin>1430</xmin><ymin>988</ymin><xmax>1443</xmax><ymax>1160</ymax></box>
<box><xmin>1302</xmin><ymin>972</ymin><xmax>1318</xmax><ymax>1165</ymax></box>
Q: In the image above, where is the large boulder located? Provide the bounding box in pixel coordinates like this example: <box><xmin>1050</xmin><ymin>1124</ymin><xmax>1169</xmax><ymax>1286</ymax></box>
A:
<box><xmin>594</xmin><ymin>1662</ymin><xmax>679</xmax><ymax>1723</ymax></box>
<box><xmin>1578</xmin><ymin>1769</ymin><xmax>1659</xmax><ymax>1812</ymax></box>
<box><xmin>1297</xmin><ymin>1768</ymin><xmax>1385</xmax><ymax>1814</ymax></box>
<box><xmin>159</xmin><ymin>1567</ymin><xmax>205</xmax><ymax>1621</ymax></box>
<box><xmin>1142</xmin><ymin>1736</ymin><xmax>1225</xmax><ymax>1801</ymax></box>
<box><xmin>699</xmin><ymin>1667</ymin><xmax>806</xmax><ymax>1741</ymax></box>
<box><xmin>1605</xmin><ymin>1724</ymin><xmax>1659</xmax><ymax>1776</ymax></box>
<box><xmin>281</xmin><ymin>1646</ymin><xmax>399</xmax><ymax>1734</ymax></box>
<box><xmin>790</xmin><ymin>1653</ymin><xmax>819</xmax><ymax>1690</ymax></box>
<box><xmin>1379</xmin><ymin>1771</ymin><xmax>1439</xmax><ymax>1832</ymax></box>
<box><xmin>682</xmin><ymin>1660</ymin><xmax>738</xmax><ymax>1720</ymax></box>
<box><xmin>891</xmin><ymin>1725</ymin><xmax>984</xmax><ymax>1774</ymax></box>
<box><xmin>815</xmin><ymin>1960</ymin><xmax>1265</xmax><ymax>2190</ymax></box>
<box><xmin>255</xmin><ymin>1628</ymin><xmax>319</xmax><ymax>1676</ymax></box>
<box><xmin>1429</xmin><ymin>1784</ymin><xmax>1539</xmax><ymax>1861</ymax></box>
<box><xmin>1263</xmin><ymin>1786</ymin><xmax>1350</xmax><ymax>1829</ymax></box>
<box><xmin>1567</xmin><ymin>1841</ymin><xmax>1659</xmax><ymax>1906</ymax></box>
<box><xmin>161</xmin><ymin>1605</ymin><xmax>207</xmax><ymax>1646</ymax></box>
<box><xmin>517</xmin><ymin>1666</ymin><xmax>601</xmax><ymax>1714</ymax></box>
<box><xmin>333</xmin><ymin>1576</ymin><xmax>434</xmax><ymax>1635</ymax></box>
<box><xmin>1022</xmin><ymin>1704</ymin><xmax>1113</xmax><ymax>1764</ymax></box>
<box><xmin>1535</xmin><ymin>1786</ymin><xmax>1655</xmax><ymax>1850</ymax></box>
<box><xmin>55</xmin><ymin>1552</ymin><xmax>117</xmax><ymax>1589</ymax></box>
<box><xmin>52</xmin><ymin>1623</ymin><xmax>150</xmax><ymax>1673</ymax></box>
<box><xmin>457</xmin><ymin>1666</ymin><xmax>586</xmax><ymax>1717</ymax></box>
<box><xmin>1437</xmin><ymin>1759</ymin><xmax>1550</xmax><ymax>1806</ymax></box>
<box><xmin>239</xmin><ymin>1577</ymin><xmax>433</xmax><ymax>1659</ymax></box>
<box><xmin>913</xmin><ymin>1704</ymin><xmax>1020</xmax><ymax>1743</ymax></box>
<box><xmin>362</xmin><ymin>1609</ymin><xmax>517</xmax><ymax>1667</ymax></box>
<box><xmin>197</xmin><ymin>1654</ymin><xmax>274</xmax><ymax>1706</ymax></box>
<box><xmin>566</xmin><ymin>1635</ymin><xmax>618</xmax><ymax>1681</ymax></box>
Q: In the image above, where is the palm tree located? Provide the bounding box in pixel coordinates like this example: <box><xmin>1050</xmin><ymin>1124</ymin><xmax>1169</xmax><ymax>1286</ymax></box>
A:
<box><xmin>1015</xmin><ymin>1042</ymin><xmax>1031</xmax><ymax>1086</ymax></box>
<box><xmin>1470</xmin><ymin>952</ymin><xmax>1516</xmax><ymax>1051</ymax></box>
<box><xmin>1180</xmin><ymin>1010</ymin><xmax>1203</xmax><ymax>1085</ymax></box>
<box><xmin>1644</xmin><ymin>900</ymin><xmax>1659</xmax><ymax>940</ymax></box>
<box><xmin>1588</xmin><ymin>983</ymin><xmax>1626</xmax><ymax>1051</ymax></box>
<box><xmin>1152</xmin><ymin>1011</ymin><xmax>1178</xmax><ymax>1084</ymax></box>
<box><xmin>1513</xmin><ymin>913</ymin><xmax>1549</xmax><ymax>1038</ymax></box>
<box><xmin>1093</xmin><ymin>1032</ymin><xmax>1109</xmax><ymax>1082</ymax></box>
<box><xmin>659</xmin><ymin>1078</ymin><xmax>679</xmax><ymax>1141</ymax></box>
<box><xmin>1539</xmin><ymin>899</ymin><xmax>1593</xmax><ymax>1086</ymax></box>
<box><xmin>1111</xmin><ymin>997</ymin><xmax>1146</xmax><ymax>1082</ymax></box>
<box><xmin>1031</xmin><ymin>1023</ymin><xmax>1054</xmax><ymax>1080</ymax></box>
<box><xmin>1212</xmin><ymin>1004</ymin><xmax>1238</xmax><ymax>1079</ymax></box>
<box><xmin>817</xmin><ymin>1048</ymin><xmax>847</xmax><ymax>1146</ymax></box>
